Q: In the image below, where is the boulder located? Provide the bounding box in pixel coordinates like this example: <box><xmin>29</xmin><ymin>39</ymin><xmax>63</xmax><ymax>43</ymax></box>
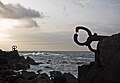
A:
<box><xmin>63</xmin><ymin>73</ymin><xmax>77</xmax><ymax>83</ymax></box>
<box><xmin>0</xmin><ymin>57</ymin><xmax>9</xmax><ymax>66</ymax></box>
<box><xmin>14</xmin><ymin>62</ymin><xmax>30</xmax><ymax>70</ymax></box>
<box><xmin>37</xmin><ymin>69</ymin><xmax>43</xmax><ymax>74</ymax></box>
<box><xmin>21</xmin><ymin>71</ymin><xmax>37</xmax><ymax>80</ymax></box>
<box><xmin>37</xmin><ymin>73</ymin><xmax>50</xmax><ymax>83</ymax></box>
<box><xmin>26</xmin><ymin>56</ymin><xmax>36</xmax><ymax>65</ymax></box>
<box><xmin>78</xmin><ymin>33</ymin><xmax>120</xmax><ymax>83</ymax></box>
<box><xmin>53</xmin><ymin>75</ymin><xmax>67</xmax><ymax>83</ymax></box>
<box><xmin>49</xmin><ymin>71</ymin><xmax>62</xmax><ymax>77</ymax></box>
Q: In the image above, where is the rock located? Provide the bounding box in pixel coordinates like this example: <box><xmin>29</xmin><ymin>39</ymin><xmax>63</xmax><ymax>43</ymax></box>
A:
<box><xmin>99</xmin><ymin>33</ymin><xmax>120</xmax><ymax>66</ymax></box>
<box><xmin>78</xmin><ymin>62</ymin><xmax>95</xmax><ymax>83</ymax></box>
<box><xmin>78</xmin><ymin>33</ymin><xmax>120</xmax><ymax>83</ymax></box>
<box><xmin>0</xmin><ymin>57</ymin><xmax>9</xmax><ymax>65</ymax></box>
<box><xmin>49</xmin><ymin>71</ymin><xmax>62</xmax><ymax>77</ymax></box>
<box><xmin>21</xmin><ymin>71</ymin><xmax>37</xmax><ymax>80</ymax></box>
<box><xmin>38</xmin><ymin>62</ymin><xmax>44</xmax><ymax>64</ymax></box>
<box><xmin>46</xmin><ymin>59</ymin><xmax>52</xmax><ymax>64</ymax></box>
<box><xmin>17</xmin><ymin>73</ymin><xmax>50</xmax><ymax>83</ymax></box>
<box><xmin>26</xmin><ymin>56</ymin><xmax>35</xmax><ymax>64</ymax></box>
<box><xmin>53</xmin><ymin>75</ymin><xmax>67</xmax><ymax>83</ymax></box>
<box><xmin>45</xmin><ymin>66</ymin><xmax>52</xmax><ymax>69</ymax></box>
<box><xmin>14</xmin><ymin>62</ymin><xmax>30</xmax><ymax>70</ymax></box>
<box><xmin>76</xmin><ymin>62</ymin><xmax>84</xmax><ymax>64</ymax></box>
<box><xmin>37</xmin><ymin>69</ymin><xmax>42</xmax><ymax>74</ymax></box>
<box><xmin>63</xmin><ymin>73</ymin><xmax>77</xmax><ymax>83</ymax></box>
<box><xmin>37</xmin><ymin>73</ymin><xmax>50</xmax><ymax>83</ymax></box>
<box><xmin>17</xmin><ymin>78</ymin><xmax>37</xmax><ymax>83</ymax></box>
<box><xmin>26</xmin><ymin>56</ymin><xmax>38</xmax><ymax>65</ymax></box>
<box><xmin>9</xmin><ymin>50</ymin><xmax>20</xmax><ymax>59</ymax></box>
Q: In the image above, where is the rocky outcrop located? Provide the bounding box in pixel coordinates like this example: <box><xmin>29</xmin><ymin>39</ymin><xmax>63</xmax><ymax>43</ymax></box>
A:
<box><xmin>0</xmin><ymin>47</ymin><xmax>79</xmax><ymax>83</ymax></box>
<box><xmin>78</xmin><ymin>33</ymin><xmax>120</xmax><ymax>83</ymax></box>
<box><xmin>63</xmin><ymin>73</ymin><xmax>77</xmax><ymax>83</ymax></box>
<box><xmin>26</xmin><ymin>56</ymin><xmax>36</xmax><ymax>65</ymax></box>
<box><xmin>0</xmin><ymin>50</ymin><xmax>39</xmax><ymax>70</ymax></box>
<box><xmin>49</xmin><ymin>71</ymin><xmax>77</xmax><ymax>83</ymax></box>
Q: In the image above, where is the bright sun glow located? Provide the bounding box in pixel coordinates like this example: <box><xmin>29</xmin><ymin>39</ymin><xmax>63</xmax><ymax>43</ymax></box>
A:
<box><xmin>0</xmin><ymin>19</ymin><xmax>20</xmax><ymax>40</ymax></box>
<box><xmin>0</xmin><ymin>19</ymin><xmax>20</xmax><ymax>30</ymax></box>
<box><xmin>0</xmin><ymin>33</ymin><xmax>10</xmax><ymax>37</ymax></box>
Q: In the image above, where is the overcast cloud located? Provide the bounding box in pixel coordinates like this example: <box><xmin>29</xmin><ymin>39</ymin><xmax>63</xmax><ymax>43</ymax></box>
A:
<box><xmin>0</xmin><ymin>1</ymin><xmax>43</xmax><ymax>28</ymax></box>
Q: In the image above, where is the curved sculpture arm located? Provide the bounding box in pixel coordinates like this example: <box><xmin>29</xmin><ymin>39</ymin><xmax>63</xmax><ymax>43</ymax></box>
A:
<box><xmin>73</xmin><ymin>26</ymin><xmax>92</xmax><ymax>46</ymax></box>
<box><xmin>73</xmin><ymin>26</ymin><xmax>105</xmax><ymax>52</ymax></box>
<box><xmin>74</xmin><ymin>33</ymin><xmax>86</xmax><ymax>46</ymax></box>
<box><xmin>76</xmin><ymin>26</ymin><xmax>92</xmax><ymax>36</ymax></box>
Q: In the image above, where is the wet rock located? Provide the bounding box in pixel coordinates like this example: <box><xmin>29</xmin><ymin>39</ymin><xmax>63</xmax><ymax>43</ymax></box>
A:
<box><xmin>26</xmin><ymin>56</ymin><xmax>36</xmax><ymax>65</ymax></box>
<box><xmin>37</xmin><ymin>69</ymin><xmax>42</xmax><ymax>74</ymax></box>
<box><xmin>50</xmin><ymin>71</ymin><xmax>62</xmax><ymax>77</ymax></box>
<box><xmin>38</xmin><ymin>62</ymin><xmax>44</xmax><ymax>64</ymax></box>
<box><xmin>9</xmin><ymin>50</ymin><xmax>20</xmax><ymax>59</ymax></box>
<box><xmin>53</xmin><ymin>75</ymin><xmax>67</xmax><ymax>83</ymax></box>
<box><xmin>46</xmin><ymin>59</ymin><xmax>52</xmax><ymax>64</ymax></box>
<box><xmin>0</xmin><ymin>57</ymin><xmax>9</xmax><ymax>65</ymax></box>
<box><xmin>16</xmin><ymin>73</ymin><xmax>50</xmax><ymax>83</ymax></box>
<box><xmin>45</xmin><ymin>66</ymin><xmax>52</xmax><ymax>69</ymax></box>
<box><xmin>63</xmin><ymin>72</ymin><xmax>77</xmax><ymax>83</ymax></box>
<box><xmin>26</xmin><ymin>56</ymin><xmax>40</xmax><ymax>65</ymax></box>
<box><xmin>37</xmin><ymin>73</ymin><xmax>50</xmax><ymax>83</ymax></box>
<box><xmin>14</xmin><ymin>62</ymin><xmax>30</xmax><ymax>70</ymax></box>
<box><xmin>76</xmin><ymin>62</ymin><xmax>84</xmax><ymax>65</ymax></box>
<box><xmin>17</xmin><ymin>78</ymin><xmax>37</xmax><ymax>83</ymax></box>
<box><xmin>21</xmin><ymin>71</ymin><xmax>37</xmax><ymax>80</ymax></box>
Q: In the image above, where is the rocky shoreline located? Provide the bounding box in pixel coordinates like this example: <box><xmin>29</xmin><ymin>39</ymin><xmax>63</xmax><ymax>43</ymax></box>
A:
<box><xmin>0</xmin><ymin>49</ymin><xmax>77</xmax><ymax>83</ymax></box>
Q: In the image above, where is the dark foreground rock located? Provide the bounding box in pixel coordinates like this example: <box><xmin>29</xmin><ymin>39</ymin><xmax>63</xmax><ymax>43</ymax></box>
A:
<box><xmin>0</xmin><ymin>48</ymin><xmax>77</xmax><ymax>83</ymax></box>
<box><xmin>63</xmin><ymin>73</ymin><xmax>77</xmax><ymax>83</ymax></box>
<box><xmin>78</xmin><ymin>33</ymin><xmax>120</xmax><ymax>83</ymax></box>
<box><xmin>0</xmin><ymin>49</ymin><xmax>39</xmax><ymax>70</ymax></box>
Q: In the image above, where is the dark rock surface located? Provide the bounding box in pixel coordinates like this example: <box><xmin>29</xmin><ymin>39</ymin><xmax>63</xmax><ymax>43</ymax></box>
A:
<box><xmin>63</xmin><ymin>73</ymin><xmax>77</xmax><ymax>83</ymax></box>
<box><xmin>78</xmin><ymin>33</ymin><xmax>120</xmax><ymax>83</ymax></box>
<box><xmin>0</xmin><ymin>49</ymin><xmax>43</xmax><ymax>83</ymax></box>
<box><xmin>26</xmin><ymin>56</ymin><xmax>36</xmax><ymax>65</ymax></box>
<box><xmin>53</xmin><ymin>75</ymin><xmax>67</xmax><ymax>83</ymax></box>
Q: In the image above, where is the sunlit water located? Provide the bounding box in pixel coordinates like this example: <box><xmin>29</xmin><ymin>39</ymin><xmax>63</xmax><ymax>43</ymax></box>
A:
<box><xmin>19</xmin><ymin>51</ymin><xmax>94</xmax><ymax>77</ymax></box>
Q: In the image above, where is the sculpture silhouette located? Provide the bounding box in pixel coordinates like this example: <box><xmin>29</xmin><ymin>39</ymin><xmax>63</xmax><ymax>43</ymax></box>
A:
<box><xmin>73</xmin><ymin>26</ymin><xmax>108</xmax><ymax>52</ymax></box>
<box><xmin>73</xmin><ymin>26</ymin><xmax>109</xmax><ymax>66</ymax></box>
<box><xmin>12</xmin><ymin>45</ymin><xmax>17</xmax><ymax>51</ymax></box>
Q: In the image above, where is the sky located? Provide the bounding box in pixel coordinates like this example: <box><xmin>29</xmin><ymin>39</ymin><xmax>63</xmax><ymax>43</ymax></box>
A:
<box><xmin>0</xmin><ymin>0</ymin><xmax>120</xmax><ymax>51</ymax></box>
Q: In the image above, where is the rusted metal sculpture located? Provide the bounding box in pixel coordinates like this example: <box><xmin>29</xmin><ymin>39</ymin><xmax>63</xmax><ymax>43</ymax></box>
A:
<box><xmin>73</xmin><ymin>26</ymin><xmax>108</xmax><ymax>52</ymax></box>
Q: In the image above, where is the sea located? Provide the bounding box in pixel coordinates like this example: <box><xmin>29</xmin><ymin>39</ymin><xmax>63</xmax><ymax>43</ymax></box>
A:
<box><xmin>19</xmin><ymin>51</ymin><xmax>94</xmax><ymax>77</ymax></box>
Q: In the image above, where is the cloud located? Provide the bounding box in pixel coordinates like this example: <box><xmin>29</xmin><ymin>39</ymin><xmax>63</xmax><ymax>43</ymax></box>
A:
<box><xmin>80</xmin><ymin>22</ymin><xmax>120</xmax><ymax>35</ymax></box>
<box><xmin>0</xmin><ymin>1</ymin><xmax>43</xmax><ymax>28</ymax></box>
<box><xmin>99</xmin><ymin>24</ymin><xmax>120</xmax><ymax>34</ymax></box>
<box><xmin>14</xmin><ymin>19</ymin><xmax>39</xmax><ymax>28</ymax></box>
<box><xmin>69</xmin><ymin>0</ymin><xmax>85</xmax><ymax>7</ymax></box>
<box><xmin>0</xmin><ymin>1</ymin><xmax>42</xmax><ymax>19</ymax></box>
<box><xmin>67</xmin><ymin>0</ymin><xmax>97</xmax><ymax>7</ymax></box>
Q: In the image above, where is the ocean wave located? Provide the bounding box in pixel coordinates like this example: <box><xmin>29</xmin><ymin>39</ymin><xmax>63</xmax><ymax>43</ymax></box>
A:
<box><xmin>19</xmin><ymin>51</ymin><xmax>94</xmax><ymax>77</ymax></box>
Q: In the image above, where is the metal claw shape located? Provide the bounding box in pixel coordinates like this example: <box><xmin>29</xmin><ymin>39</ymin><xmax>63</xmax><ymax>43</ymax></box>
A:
<box><xmin>73</xmin><ymin>26</ymin><xmax>108</xmax><ymax>52</ymax></box>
